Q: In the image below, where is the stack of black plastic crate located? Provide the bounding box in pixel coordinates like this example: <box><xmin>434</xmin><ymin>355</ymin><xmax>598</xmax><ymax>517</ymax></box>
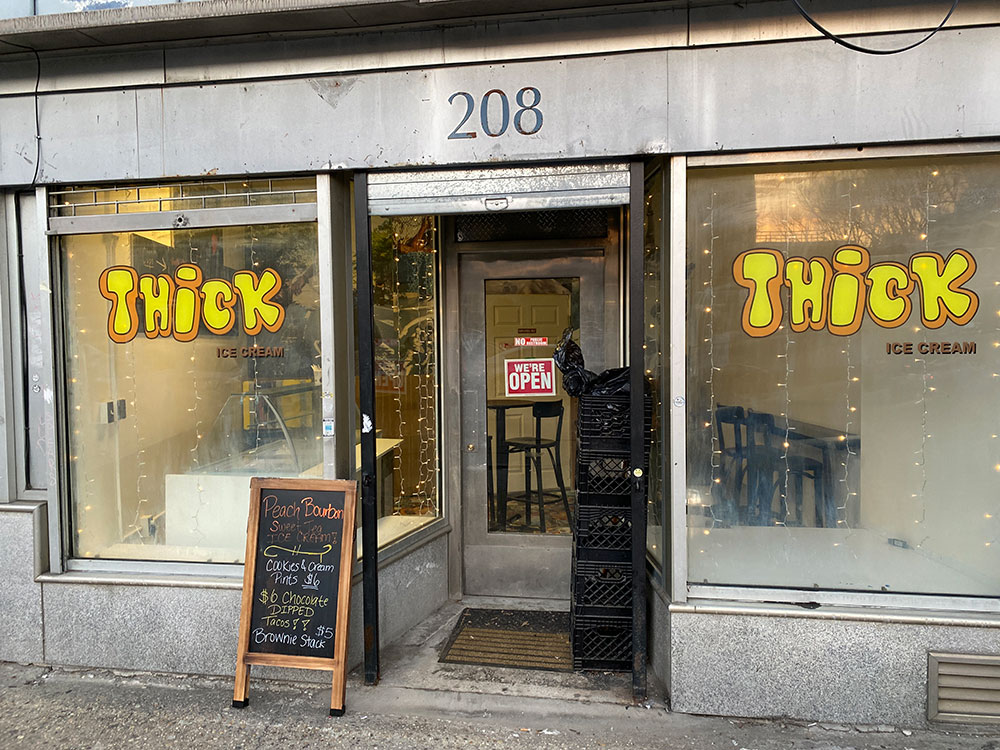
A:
<box><xmin>571</xmin><ymin>393</ymin><xmax>651</xmax><ymax>671</ymax></box>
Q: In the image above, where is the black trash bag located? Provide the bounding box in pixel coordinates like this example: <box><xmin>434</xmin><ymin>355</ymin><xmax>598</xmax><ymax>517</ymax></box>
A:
<box><xmin>561</xmin><ymin>369</ymin><xmax>596</xmax><ymax>397</ymax></box>
<box><xmin>553</xmin><ymin>327</ymin><xmax>584</xmax><ymax>371</ymax></box>
<box><xmin>586</xmin><ymin>366</ymin><xmax>632</xmax><ymax>395</ymax></box>
<box><xmin>553</xmin><ymin>327</ymin><xmax>596</xmax><ymax>397</ymax></box>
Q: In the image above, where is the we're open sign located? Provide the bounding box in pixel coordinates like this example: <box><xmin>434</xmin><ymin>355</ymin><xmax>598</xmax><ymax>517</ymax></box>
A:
<box><xmin>504</xmin><ymin>358</ymin><xmax>557</xmax><ymax>397</ymax></box>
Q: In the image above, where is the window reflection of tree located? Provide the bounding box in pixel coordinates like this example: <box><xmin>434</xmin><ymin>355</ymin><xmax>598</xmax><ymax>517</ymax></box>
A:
<box><xmin>754</xmin><ymin>163</ymin><xmax>987</xmax><ymax>253</ymax></box>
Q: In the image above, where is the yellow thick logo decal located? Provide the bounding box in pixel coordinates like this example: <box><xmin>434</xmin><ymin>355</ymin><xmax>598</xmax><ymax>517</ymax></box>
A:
<box><xmin>99</xmin><ymin>264</ymin><xmax>285</xmax><ymax>343</ymax></box>
<box><xmin>733</xmin><ymin>246</ymin><xmax>979</xmax><ymax>337</ymax></box>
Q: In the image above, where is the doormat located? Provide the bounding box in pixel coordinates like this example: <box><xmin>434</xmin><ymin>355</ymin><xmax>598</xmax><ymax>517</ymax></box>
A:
<box><xmin>439</xmin><ymin>608</ymin><xmax>572</xmax><ymax>672</ymax></box>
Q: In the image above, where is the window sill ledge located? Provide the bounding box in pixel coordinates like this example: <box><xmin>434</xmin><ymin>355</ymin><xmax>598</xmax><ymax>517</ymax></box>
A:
<box><xmin>670</xmin><ymin>599</ymin><xmax>1000</xmax><ymax>629</ymax></box>
<box><xmin>40</xmin><ymin>517</ymin><xmax>451</xmax><ymax>589</ymax></box>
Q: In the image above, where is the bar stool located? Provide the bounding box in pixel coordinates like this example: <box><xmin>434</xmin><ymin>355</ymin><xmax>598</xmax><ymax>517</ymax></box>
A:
<box><xmin>502</xmin><ymin>401</ymin><xmax>571</xmax><ymax>532</ymax></box>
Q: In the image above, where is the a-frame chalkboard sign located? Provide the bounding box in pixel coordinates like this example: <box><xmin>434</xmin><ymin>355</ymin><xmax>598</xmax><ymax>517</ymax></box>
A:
<box><xmin>233</xmin><ymin>477</ymin><xmax>358</xmax><ymax>716</ymax></box>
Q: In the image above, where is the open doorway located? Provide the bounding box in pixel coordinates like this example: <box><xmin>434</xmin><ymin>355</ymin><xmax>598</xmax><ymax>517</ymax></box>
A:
<box><xmin>445</xmin><ymin>209</ymin><xmax>623</xmax><ymax>598</ymax></box>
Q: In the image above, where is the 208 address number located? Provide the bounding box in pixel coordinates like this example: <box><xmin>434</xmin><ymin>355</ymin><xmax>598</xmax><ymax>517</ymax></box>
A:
<box><xmin>447</xmin><ymin>87</ymin><xmax>543</xmax><ymax>139</ymax></box>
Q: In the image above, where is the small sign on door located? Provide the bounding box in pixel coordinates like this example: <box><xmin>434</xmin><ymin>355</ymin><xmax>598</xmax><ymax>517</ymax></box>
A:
<box><xmin>504</xmin><ymin>358</ymin><xmax>557</xmax><ymax>397</ymax></box>
<box><xmin>514</xmin><ymin>336</ymin><xmax>548</xmax><ymax>347</ymax></box>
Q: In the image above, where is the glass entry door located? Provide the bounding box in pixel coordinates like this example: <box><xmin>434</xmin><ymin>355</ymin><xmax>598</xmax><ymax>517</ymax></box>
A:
<box><xmin>459</xmin><ymin>254</ymin><xmax>618</xmax><ymax>598</ymax></box>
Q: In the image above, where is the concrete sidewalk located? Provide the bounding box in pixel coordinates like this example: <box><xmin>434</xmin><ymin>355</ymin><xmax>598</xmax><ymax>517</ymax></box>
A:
<box><xmin>1</xmin><ymin>662</ymin><xmax>997</xmax><ymax>750</ymax></box>
<box><xmin>2</xmin><ymin>598</ymin><xmax>997</xmax><ymax>749</ymax></box>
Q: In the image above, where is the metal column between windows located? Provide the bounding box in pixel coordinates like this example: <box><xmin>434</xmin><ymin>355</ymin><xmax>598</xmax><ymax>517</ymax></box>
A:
<box><xmin>354</xmin><ymin>172</ymin><xmax>381</xmax><ymax>685</ymax></box>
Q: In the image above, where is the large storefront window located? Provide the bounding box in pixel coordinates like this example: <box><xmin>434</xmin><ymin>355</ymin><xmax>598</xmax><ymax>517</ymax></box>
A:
<box><xmin>362</xmin><ymin>215</ymin><xmax>441</xmax><ymax>547</ymax></box>
<box><xmin>687</xmin><ymin>155</ymin><xmax>1000</xmax><ymax>597</ymax></box>
<box><xmin>59</xmin><ymin>179</ymin><xmax>321</xmax><ymax>563</ymax></box>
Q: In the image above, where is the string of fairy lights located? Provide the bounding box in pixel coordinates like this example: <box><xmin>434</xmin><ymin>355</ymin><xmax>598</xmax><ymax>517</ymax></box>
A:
<box><xmin>390</xmin><ymin>231</ymin><xmax>407</xmax><ymax>510</ymax></box>
<box><xmin>179</xmin><ymin>227</ymin><xmax>209</xmax><ymax>549</ymax></box>
<box><xmin>414</xmin><ymin>244</ymin><xmax>438</xmax><ymax>515</ymax></box>
<box><xmin>643</xmin><ymin>186</ymin><xmax>662</xmax><ymax>531</ymax></box>
<box><xmin>127</xmin><ymin>227</ymin><xmax>149</xmax><ymax>546</ymax></box>
<box><xmin>914</xmin><ymin>175</ymin><xmax>935</xmax><ymax>532</ymax></box>
<box><xmin>776</xmin><ymin>180</ymin><xmax>792</xmax><ymax>527</ymax></box>
<box><xmin>838</xmin><ymin>179</ymin><xmax>857</xmax><ymax>532</ymax></box>
<box><xmin>389</xmin><ymin>219</ymin><xmax>438</xmax><ymax>516</ymax></box>
<box><xmin>703</xmin><ymin>190</ymin><xmax>722</xmax><ymax>528</ymax></box>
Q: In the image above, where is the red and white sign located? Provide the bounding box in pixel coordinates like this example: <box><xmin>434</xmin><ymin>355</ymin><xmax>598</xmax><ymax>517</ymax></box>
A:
<box><xmin>504</xmin><ymin>358</ymin><xmax>557</xmax><ymax>397</ymax></box>
<box><xmin>514</xmin><ymin>336</ymin><xmax>548</xmax><ymax>347</ymax></box>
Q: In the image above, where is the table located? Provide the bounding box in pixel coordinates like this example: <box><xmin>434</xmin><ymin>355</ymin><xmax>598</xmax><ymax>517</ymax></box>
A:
<box><xmin>487</xmin><ymin>398</ymin><xmax>535</xmax><ymax>531</ymax></box>
<box><xmin>781</xmin><ymin>418</ymin><xmax>860</xmax><ymax>527</ymax></box>
<box><xmin>354</xmin><ymin>438</ymin><xmax>404</xmax><ymax>517</ymax></box>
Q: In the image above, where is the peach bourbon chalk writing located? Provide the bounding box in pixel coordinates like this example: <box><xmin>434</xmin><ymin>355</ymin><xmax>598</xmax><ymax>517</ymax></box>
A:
<box><xmin>733</xmin><ymin>245</ymin><xmax>979</xmax><ymax>337</ymax></box>
<box><xmin>249</xmin><ymin>488</ymin><xmax>345</xmax><ymax>652</ymax></box>
<box><xmin>99</xmin><ymin>263</ymin><xmax>285</xmax><ymax>343</ymax></box>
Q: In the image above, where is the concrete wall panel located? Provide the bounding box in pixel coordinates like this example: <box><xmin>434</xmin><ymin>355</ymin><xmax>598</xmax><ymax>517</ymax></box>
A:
<box><xmin>0</xmin><ymin>23</ymin><xmax>998</xmax><ymax>185</ymax></box>
<box><xmin>0</xmin><ymin>504</ymin><xmax>45</xmax><ymax>664</ymax></box>
<box><xmin>36</xmin><ymin>88</ymin><xmax>138</xmax><ymax>182</ymax></box>
<box><xmin>38</xmin><ymin>534</ymin><xmax>449</xmax><ymax>679</ymax></box>
<box><xmin>0</xmin><ymin>96</ymin><xmax>37</xmax><ymax>185</ymax></box>
<box><xmin>671</xmin><ymin>609</ymin><xmax>1000</xmax><ymax>726</ymax></box>
<box><xmin>665</xmin><ymin>30</ymin><xmax>1000</xmax><ymax>153</ymax></box>
<box><xmin>42</xmin><ymin>579</ymin><xmax>243</xmax><ymax>675</ymax></box>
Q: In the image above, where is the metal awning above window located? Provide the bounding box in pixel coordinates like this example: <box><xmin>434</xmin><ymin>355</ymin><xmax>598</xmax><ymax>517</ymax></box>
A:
<box><xmin>367</xmin><ymin>162</ymin><xmax>630</xmax><ymax>216</ymax></box>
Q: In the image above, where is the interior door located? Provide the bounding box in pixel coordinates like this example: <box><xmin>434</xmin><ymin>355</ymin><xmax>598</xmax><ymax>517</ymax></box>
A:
<box><xmin>485</xmin><ymin>285</ymin><xmax>573</xmax><ymax>497</ymax></box>
<box><xmin>459</xmin><ymin>253</ymin><xmax>616</xmax><ymax>598</ymax></box>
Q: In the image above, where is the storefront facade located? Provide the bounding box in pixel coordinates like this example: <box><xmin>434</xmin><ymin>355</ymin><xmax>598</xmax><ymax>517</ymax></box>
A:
<box><xmin>1</xmin><ymin>0</ymin><xmax>999</xmax><ymax>728</ymax></box>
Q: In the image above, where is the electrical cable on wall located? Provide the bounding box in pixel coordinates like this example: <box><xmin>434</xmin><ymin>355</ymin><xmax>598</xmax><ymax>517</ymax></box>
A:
<box><xmin>3</xmin><ymin>40</ymin><xmax>42</xmax><ymax>184</ymax></box>
<box><xmin>792</xmin><ymin>0</ymin><xmax>959</xmax><ymax>55</ymax></box>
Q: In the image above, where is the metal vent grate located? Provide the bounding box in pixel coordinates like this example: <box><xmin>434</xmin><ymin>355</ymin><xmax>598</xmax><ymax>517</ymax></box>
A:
<box><xmin>50</xmin><ymin>177</ymin><xmax>316</xmax><ymax>218</ymax></box>
<box><xmin>928</xmin><ymin>652</ymin><xmax>1000</xmax><ymax>724</ymax></box>
<box><xmin>454</xmin><ymin>209</ymin><xmax>608</xmax><ymax>242</ymax></box>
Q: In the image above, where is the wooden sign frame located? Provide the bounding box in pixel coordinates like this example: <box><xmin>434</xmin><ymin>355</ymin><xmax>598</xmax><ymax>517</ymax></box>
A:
<box><xmin>232</xmin><ymin>477</ymin><xmax>358</xmax><ymax>716</ymax></box>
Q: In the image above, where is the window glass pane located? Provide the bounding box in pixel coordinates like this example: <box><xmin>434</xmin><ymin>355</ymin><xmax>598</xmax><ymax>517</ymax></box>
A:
<box><xmin>687</xmin><ymin>155</ymin><xmax>1000</xmax><ymax>597</ymax></box>
<box><xmin>485</xmin><ymin>277</ymin><xmax>577</xmax><ymax>537</ymax></box>
<box><xmin>64</xmin><ymin>222</ymin><xmax>321</xmax><ymax>562</ymax></box>
<box><xmin>362</xmin><ymin>216</ymin><xmax>441</xmax><ymax>547</ymax></box>
<box><xmin>644</xmin><ymin>169</ymin><xmax>665</xmax><ymax>570</ymax></box>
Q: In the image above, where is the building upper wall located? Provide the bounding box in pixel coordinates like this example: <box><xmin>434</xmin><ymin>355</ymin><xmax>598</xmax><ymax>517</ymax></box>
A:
<box><xmin>0</xmin><ymin>1</ymin><xmax>998</xmax><ymax>185</ymax></box>
<box><xmin>1</xmin><ymin>2</ymin><xmax>997</xmax><ymax>95</ymax></box>
<box><xmin>0</xmin><ymin>0</ymin><xmax>697</xmax><ymax>51</ymax></box>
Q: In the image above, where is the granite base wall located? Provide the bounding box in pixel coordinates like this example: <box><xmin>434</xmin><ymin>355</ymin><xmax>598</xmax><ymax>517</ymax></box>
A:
<box><xmin>670</xmin><ymin>608</ymin><xmax>1000</xmax><ymax>727</ymax></box>
<box><xmin>0</xmin><ymin>503</ymin><xmax>448</xmax><ymax>680</ymax></box>
<box><xmin>0</xmin><ymin>503</ymin><xmax>45</xmax><ymax>664</ymax></box>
